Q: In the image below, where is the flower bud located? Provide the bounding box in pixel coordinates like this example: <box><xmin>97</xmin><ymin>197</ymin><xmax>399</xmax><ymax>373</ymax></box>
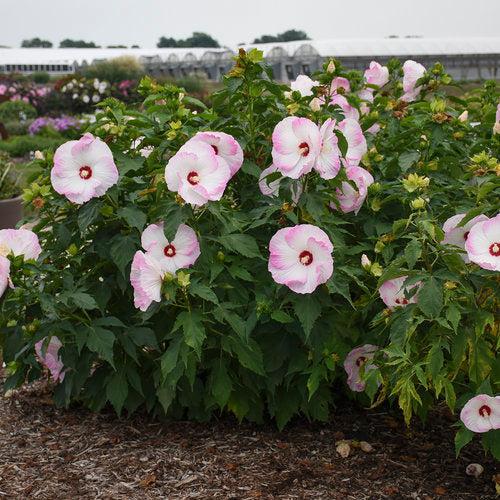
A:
<box><xmin>309</xmin><ymin>97</ymin><xmax>322</xmax><ymax>112</ymax></box>
<box><xmin>217</xmin><ymin>251</ymin><xmax>225</xmax><ymax>262</ymax></box>
<box><xmin>411</xmin><ymin>197</ymin><xmax>426</xmax><ymax>210</ymax></box>
<box><xmin>283</xmin><ymin>91</ymin><xmax>292</xmax><ymax>100</ymax></box>
<box><xmin>361</xmin><ymin>254</ymin><xmax>371</xmax><ymax>269</ymax></box>
<box><xmin>375</xmin><ymin>241</ymin><xmax>385</xmax><ymax>253</ymax></box>
<box><xmin>67</xmin><ymin>244</ymin><xmax>78</xmax><ymax>256</ymax></box>
<box><xmin>177</xmin><ymin>270</ymin><xmax>190</xmax><ymax>288</ymax></box>
<box><xmin>458</xmin><ymin>110</ymin><xmax>468</xmax><ymax>122</ymax></box>
<box><xmin>34</xmin><ymin>150</ymin><xmax>45</xmax><ymax>160</ymax></box>
<box><xmin>370</xmin><ymin>263</ymin><xmax>383</xmax><ymax>277</ymax></box>
<box><xmin>444</xmin><ymin>281</ymin><xmax>457</xmax><ymax>290</ymax></box>
<box><xmin>327</xmin><ymin>60</ymin><xmax>336</xmax><ymax>73</ymax></box>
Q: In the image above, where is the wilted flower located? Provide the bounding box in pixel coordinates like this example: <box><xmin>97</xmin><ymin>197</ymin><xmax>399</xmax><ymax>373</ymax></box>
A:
<box><xmin>268</xmin><ymin>224</ymin><xmax>334</xmax><ymax>294</ymax></box>
<box><xmin>51</xmin><ymin>133</ymin><xmax>119</xmax><ymax>205</ymax></box>
<box><xmin>378</xmin><ymin>276</ymin><xmax>420</xmax><ymax>309</ymax></box>
<box><xmin>141</xmin><ymin>222</ymin><xmax>200</xmax><ymax>274</ymax></box>
<box><xmin>334</xmin><ymin>166</ymin><xmax>374</xmax><ymax>215</ymax></box>
<box><xmin>460</xmin><ymin>394</ymin><xmax>500</xmax><ymax>433</ymax></box>
<box><xmin>35</xmin><ymin>337</ymin><xmax>65</xmax><ymax>383</ymax></box>
<box><xmin>184</xmin><ymin>131</ymin><xmax>243</xmax><ymax>178</ymax></box>
<box><xmin>401</xmin><ymin>60</ymin><xmax>426</xmax><ymax>102</ymax></box>
<box><xmin>165</xmin><ymin>141</ymin><xmax>231</xmax><ymax>206</ymax></box>
<box><xmin>464</xmin><ymin>213</ymin><xmax>500</xmax><ymax>271</ymax></box>
<box><xmin>344</xmin><ymin>344</ymin><xmax>379</xmax><ymax>392</ymax></box>
<box><xmin>442</xmin><ymin>213</ymin><xmax>489</xmax><ymax>262</ymax></box>
<box><xmin>271</xmin><ymin>117</ymin><xmax>321</xmax><ymax>179</ymax></box>
<box><xmin>290</xmin><ymin>74</ymin><xmax>320</xmax><ymax>97</ymax></box>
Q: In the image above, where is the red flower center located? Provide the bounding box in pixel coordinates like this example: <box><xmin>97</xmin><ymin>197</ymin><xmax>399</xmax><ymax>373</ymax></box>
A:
<box><xmin>299</xmin><ymin>250</ymin><xmax>313</xmax><ymax>266</ymax></box>
<box><xmin>489</xmin><ymin>242</ymin><xmax>500</xmax><ymax>257</ymax></box>
<box><xmin>79</xmin><ymin>165</ymin><xmax>92</xmax><ymax>180</ymax></box>
<box><xmin>395</xmin><ymin>297</ymin><xmax>409</xmax><ymax>305</ymax></box>
<box><xmin>187</xmin><ymin>171</ymin><xmax>200</xmax><ymax>185</ymax></box>
<box><xmin>478</xmin><ymin>404</ymin><xmax>491</xmax><ymax>418</ymax></box>
<box><xmin>356</xmin><ymin>356</ymin><xmax>367</xmax><ymax>367</ymax></box>
<box><xmin>164</xmin><ymin>244</ymin><xmax>176</xmax><ymax>257</ymax></box>
<box><xmin>211</xmin><ymin>145</ymin><xmax>219</xmax><ymax>155</ymax></box>
<box><xmin>298</xmin><ymin>142</ymin><xmax>310</xmax><ymax>157</ymax></box>
<box><xmin>463</xmin><ymin>231</ymin><xmax>470</xmax><ymax>240</ymax></box>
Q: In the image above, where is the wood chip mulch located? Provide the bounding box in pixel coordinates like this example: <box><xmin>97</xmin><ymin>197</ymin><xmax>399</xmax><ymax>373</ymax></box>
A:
<box><xmin>0</xmin><ymin>380</ymin><xmax>498</xmax><ymax>499</ymax></box>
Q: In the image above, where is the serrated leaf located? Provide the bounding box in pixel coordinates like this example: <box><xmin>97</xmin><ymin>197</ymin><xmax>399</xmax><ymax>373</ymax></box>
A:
<box><xmin>106</xmin><ymin>372</ymin><xmax>128</xmax><ymax>415</ymax></box>
<box><xmin>71</xmin><ymin>292</ymin><xmax>98</xmax><ymax>310</ymax></box>
<box><xmin>78</xmin><ymin>200</ymin><xmax>102</xmax><ymax>233</ymax></box>
<box><xmin>87</xmin><ymin>327</ymin><xmax>115</xmax><ymax>367</ymax></box>
<box><xmin>404</xmin><ymin>239</ymin><xmax>422</xmax><ymax>269</ymax></box>
<box><xmin>271</xmin><ymin>310</ymin><xmax>294</xmax><ymax>323</ymax></box>
<box><xmin>294</xmin><ymin>295</ymin><xmax>321</xmax><ymax>338</ymax></box>
<box><xmin>418</xmin><ymin>278</ymin><xmax>443</xmax><ymax>318</ymax></box>
<box><xmin>110</xmin><ymin>234</ymin><xmax>137</xmax><ymax>275</ymax></box>
<box><xmin>128</xmin><ymin>327</ymin><xmax>158</xmax><ymax>349</ymax></box>
<box><xmin>173</xmin><ymin>310</ymin><xmax>206</xmax><ymax>355</ymax></box>
<box><xmin>398</xmin><ymin>151</ymin><xmax>420</xmax><ymax>172</ymax></box>
<box><xmin>454</xmin><ymin>427</ymin><xmax>474</xmax><ymax>457</ymax></box>
<box><xmin>218</xmin><ymin>234</ymin><xmax>261</xmax><ymax>258</ymax></box>
<box><xmin>190</xmin><ymin>282</ymin><xmax>218</xmax><ymax>304</ymax></box>
<box><xmin>211</xmin><ymin>361</ymin><xmax>232</xmax><ymax>407</ymax></box>
<box><xmin>117</xmin><ymin>206</ymin><xmax>147</xmax><ymax>231</ymax></box>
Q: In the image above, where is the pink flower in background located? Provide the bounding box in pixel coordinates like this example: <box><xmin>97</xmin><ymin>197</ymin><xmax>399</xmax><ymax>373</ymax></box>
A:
<box><xmin>460</xmin><ymin>394</ymin><xmax>500</xmax><ymax>433</ymax></box>
<box><xmin>378</xmin><ymin>276</ymin><xmax>420</xmax><ymax>309</ymax></box>
<box><xmin>442</xmin><ymin>213</ymin><xmax>489</xmax><ymax>262</ymax></box>
<box><xmin>166</xmin><ymin>141</ymin><xmax>231</xmax><ymax>206</ymax></box>
<box><xmin>0</xmin><ymin>229</ymin><xmax>42</xmax><ymax>260</ymax></box>
<box><xmin>0</xmin><ymin>255</ymin><xmax>11</xmax><ymax>299</ymax></box>
<box><xmin>258</xmin><ymin>165</ymin><xmax>302</xmax><ymax>203</ymax></box>
<box><xmin>337</xmin><ymin>119</ymin><xmax>367</xmax><ymax>167</ymax></box>
<box><xmin>494</xmin><ymin>103</ymin><xmax>500</xmax><ymax>135</ymax></box>
<box><xmin>334</xmin><ymin>166</ymin><xmax>374</xmax><ymax>214</ymax></box>
<box><xmin>185</xmin><ymin>131</ymin><xmax>244</xmax><ymax>177</ymax></box>
<box><xmin>130</xmin><ymin>251</ymin><xmax>164</xmax><ymax>312</ymax></box>
<box><xmin>141</xmin><ymin>222</ymin><xmax>200</xmax><ymax>274</ymax></box>
<box><xmin>401</xmin><ymin>60</ymin><xmax>426</xmax><ymax>102</ymax></box>
<box><xmin>358</xmin><ymin>88</ymin><xmax>374</xmax><ymax>115</ymax></box>
<box><xmin>330</xmin><ymin>94</ymin><xmax>360</xmax><ymax>121</ymax></box>
<box><xmin>366</xmin><ymin>123</ymin><xmax>381</xmax><ymax>135</ymax></box>
<box><xmin>268</xmin><ymin>224</ymin><xmax>334</xmax><ymax>294</ymax></box>
<box><xmin>344</xmin><ymin>344</ymin><xmax>379</xmax><ymax>392</ymax></box>
<box><xmin>271</xmin><ymin>117</ymin><xmax>321</xmax><ymax>179</ymax></box>
<box><xmin>330</xmin><ymin>77</ymin><xmax>351</xmax><ymax>94</ymax></box>
<box><xmin>314</xmin><ymin>118</ymin><xmax>341</xmax><ymax>180</ymax></box>
<box><xmin>35</xmin><ymin>337</ymin><xmax>65</xmax><ymax>383</ymax></box>
<box><xmin>51</xmin><ymin>133</ymin><xmax>119</xmax><ymax>205</ymax></box>
<box><xmin>464</xmin><ymin>213</ymin><xmax>500</xmax><ymax>271</ymax></box>
<box><xmin>290</xmin><ymin>74</ymin><xmax>320</xmax><ymax>97</ymax></box>
<box><xmin>364</xmin><ymin>61</ymin><xmax>389</xmax><ymax>88</ymax></box>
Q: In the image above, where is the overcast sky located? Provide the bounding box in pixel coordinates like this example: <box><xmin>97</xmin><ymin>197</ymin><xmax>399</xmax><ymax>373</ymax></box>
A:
<box><xmin>1</xmin><ymin>0</ymin><xmax>498</xmax><ymax>48</ymax></box>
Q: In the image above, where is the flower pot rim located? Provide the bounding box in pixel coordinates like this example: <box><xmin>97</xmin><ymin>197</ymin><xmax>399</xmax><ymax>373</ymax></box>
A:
<box><xmin>0</xmin><ymin>194</ymin><xmax>22</xmax><ymax>204</ymax></box>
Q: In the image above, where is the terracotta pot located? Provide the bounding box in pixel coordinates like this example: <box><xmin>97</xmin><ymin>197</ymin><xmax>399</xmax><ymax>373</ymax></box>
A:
<box><xmin>0</xmin><ymin>195</ymin><xmax>23</xmax><ymax>229</ymax></box>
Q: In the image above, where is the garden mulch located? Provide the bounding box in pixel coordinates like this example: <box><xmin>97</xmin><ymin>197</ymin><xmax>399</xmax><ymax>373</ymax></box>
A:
<box><xmin>0</xmin><ymin>378</ymin><xmax>498</xmax><ymax>499</ymax></box>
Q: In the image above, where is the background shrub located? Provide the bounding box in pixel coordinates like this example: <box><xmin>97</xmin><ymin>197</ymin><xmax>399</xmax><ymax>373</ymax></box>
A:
<box><xmin>0</xmin><ymin>101</ymin><xmax>37</xmax><ymax>122</ymax></box>
<box><xmin>82</xmin><ymin>56</ymin><xmax>144</xmax><ymax>84</ymax></box>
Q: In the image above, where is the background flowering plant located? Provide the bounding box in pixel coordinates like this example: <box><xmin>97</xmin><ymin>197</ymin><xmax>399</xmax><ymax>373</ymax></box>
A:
<box><xmin>1</xmin><ymin>50</ymin><xmax>498</xmax><ymax>458</ymax></box>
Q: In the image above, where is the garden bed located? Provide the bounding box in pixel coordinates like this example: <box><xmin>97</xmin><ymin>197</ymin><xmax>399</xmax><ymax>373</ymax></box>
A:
<box><xmin>0</xmin><ymin>377</ymin><xmax>497</xmax><ymax>499</ymax></box>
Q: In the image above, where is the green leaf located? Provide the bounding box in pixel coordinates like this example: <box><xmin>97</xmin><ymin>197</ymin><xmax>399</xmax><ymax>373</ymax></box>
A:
<box><xmin>110</xmin><ymin>234</ymin><xmax>137</xmax><ymax>275</ymax></box>
<box><xmin>160</xmin><ymin>337</ymin><xmax>182</xmax><ymax>379</ymax></box>
<box><xmin>157</xmin><ymin>384</ymin><xmax>175</xmax><ymax>413</ymax></box>
<box><xmin>294</xmin><ymin>295</ymin><xmax>321</xmax><ymax>338</ymax></box>
<box><xmin>224</xmin><ymin>336</ymin><xmax>265</xmax><ymax>375</ymax></box>
<box><xmin>426</xmin><ymin>342</ymin><xmax>444</xmax><ymax>379</ymax></box>
<box><xmin>71</xmin><ymin>292</ymin><xmax>98</xmax><ymax>310</ymax></box>
<box><xmin>87</xmin><ymin>327</ymin><xmax>115</xmax><ymax>367</ymax></box>
<box><xmin>418</xmin><ymin>278</ymin><xmax>443</xmax><ymax>318</ymax></box>
<box><xmin>78</xmin><ymin>200</ymin><xmax>102</xmax><ymax>233</ymax></box>
<box><xmin>106</xmin><ymin>372</ymin><xmax>128</xmax><ymax>415</ymax></box>
<box><xmin>454</xmin><ymin>427</ymin><xmax>474</xmax><ymax>457</ymax></box>
<box><xmin>404</xmin><ymin>239</ymin><xmax>422</xmax><ymax>269</ymax></box>
<box><xmin>482</xmin><ymin>430</ymin><xmax>500</xmax><ymax>460</ymax></box>
<box><xmin>211</xmin><ymin>361</ymin><xmax>232</xmax><ymax>407</ymax></box>
<box><xmin>117</xmin><ymin>206</ymin><xmax>147</xmax><ymax>231</ymax></box>
<box><xmin>218</xmin><ymin>234</ymin><xmax>261</xmax><ymax>259</ymax></box>
<box><xmin>128</xmin><ymin>327</ymin><xmax>158</xmax><ymax>349</ymax></box>
<box><xmin>446</xmin><ymin>305</ymin><xmax>461</xmax><ymax>332</ymax></box>
<box><xmin>398</xmin><ymin>151</ymin><xmax>420</xmax><ymax>172</ymax></box>
<box><xmin>173</xmin><ymin>310</ymin><xmax>206</xmax><ymax>355</ymax></box>
<box><xmin>307</xmin><ymin>364</ymin><xmax>326</xmax><ymax>400</ymax></box>
<box><xmin>271</xmin><ymin>310</ymin><xmax>294</xmax><ymax>323</ymax></box>
<box><xmin>190</xmin><ymin>282</ymin><xmax>219</xmax><ymax>304</ymax></box>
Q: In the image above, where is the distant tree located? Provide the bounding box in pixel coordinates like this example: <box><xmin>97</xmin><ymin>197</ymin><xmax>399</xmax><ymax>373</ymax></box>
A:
<box><xmin>157</xmin><ymin>32</ymin><xmax>220</xmax><ymax>49</ymax></box>
<box><xmin>253</xmin><ymin>29</ymin><xmax>310</xmax><ymax>44</ymax></box>
<box><xmin>131</xmin><ymin>45</ymin><xmax>140</xmax><ymax>48</ymax></box>
<box><xmin>106</xmin><ymin>45</ymin><xmax>127</xmax><ymax>48</ymax></box>
<box><xmin>157</xmin><ymin>37</ymin><xmax>178</xmax><ymax>48</ymax></box>
<box><xmin>59</xmin><ymin>39</ymin><xmax>100</xmax><ymax>48</ymax></box>
<box><xmin>21</xmin><ymin>38</ymin><xmax>52</xmax><ymax>48</ymax></box>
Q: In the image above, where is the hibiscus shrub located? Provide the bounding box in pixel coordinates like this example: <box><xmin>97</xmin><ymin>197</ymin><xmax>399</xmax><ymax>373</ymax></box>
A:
<box><xmin>1</xmin><ymin>50</ymin><xmax>499</xmax><ymax>457</ymax></box>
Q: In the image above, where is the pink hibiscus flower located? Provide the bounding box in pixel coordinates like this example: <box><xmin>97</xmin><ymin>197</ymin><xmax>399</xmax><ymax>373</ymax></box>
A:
<box><xmin>290</xmin><ymin>74</ymin><xmax>320</xmax><ymax>97</ymax></box>
<box><xmin>460</xmin><ymin>394</ymin><xmax>500</xmax><ymax>433</ymax></box>
<box><xmin>442</xmin><ymin>213</ymin><xmax>489</xmax><ymax>263</ymax></box>
<box><xmin>334</xmin><ymin>166</ymin><xmax>374</xmax><ymax>215</ymax></box>
<box><xmin>0</xmin><ymin>255</ymin><xmax>11</xmax><ymax>299</ymax></box>
<box><xmin>268</xmin><ymin>224</ymin><xmax>334</xmax><ymax>294</ymax></box>
<box><xmin>141</xmin><ymin>222</ymin><xmax>200</xmax><ymax>274</ymax></box>
<box><xmin>464</xmin><ymin>213</ymin><xmax>500</xmax><ymax>271</ymax></box>
<box><xmin>35</xmin><ymin>337</ymin><xmax>65</xmax><ymax>383</ymax></box>
<box><xmin>130</xmin><ymin>251</ymin><xmax>164</xmax><ymax>312</ymax></box>
<box><xmin>0</xmin><ymin>228</ymin><xmax>42</xmax><ymax>260</ymax></box>
<box><xmin>401</xmin><ymin>60</ymin><xmax>426</xmax><ymax>102</ymax></box>
<box><xmin>344</xmin><ymin>344</ymin><xmax>379</xmax><ymax>392</ymax></box>
<box><xmin>51</xmin><ymin>133</ymin><xmax>119</xmax><ymax>205</ymax></box>
<box><xmin>364</xmin><ymin>61</ymin><xmax>389</xmax><ymax>88</ymax></box>
<box><xmin>271</xmin><ymin>117</ymin><xmax>321</xmax><ymax>179</ymax></box>
<box><xmin>378</xmin><ymin>276</ymin><xmax>420</xmax><ymax>309</ymax></box>
<box><xmin>184</xmin><ymin>131</ymin><xmax>244</xmax><ymax>178</ymax></box>
<box><xmin>314</xmin><ymin>119</ymin><xmax>342</xmax><ymax>180</ymax></box>
<box><xmin>337</xmin><ymin>119</ymin><xmax>367</xmax><ymax>168</ymax></box>
<box><xmin>165</xmin><ymin>141</ymin><xmax>231</xmax><ymax>206</ymax></box>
